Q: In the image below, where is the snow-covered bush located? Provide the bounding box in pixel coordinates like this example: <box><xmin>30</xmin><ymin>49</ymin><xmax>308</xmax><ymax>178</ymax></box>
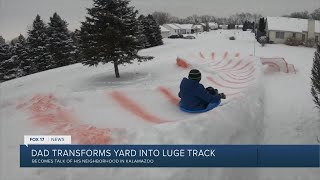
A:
<box><xmin>285</xmin><ymin>37</ymin><xmax>303</xmax><ymax>46</ymax></box>
<box><xmin>305</xmin><ymin>38</ymin><xmax>316</xmax><ymax>47</ymax></box>
<box><xmin>259</xmin><ymin>36</ymin><xmax>267</xmax><ymax>47</ymax></box>
<box><xmin>311</xmin><ymin>44</ymin><xmax>320</xmax><ymax>109</ymax></box>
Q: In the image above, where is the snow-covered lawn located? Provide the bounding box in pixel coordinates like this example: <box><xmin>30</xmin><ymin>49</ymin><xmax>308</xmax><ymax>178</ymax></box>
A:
<box><xmin>0</xmin><ymin>30</ymin><xmax>319</xmax><ymax>180</ymax></box>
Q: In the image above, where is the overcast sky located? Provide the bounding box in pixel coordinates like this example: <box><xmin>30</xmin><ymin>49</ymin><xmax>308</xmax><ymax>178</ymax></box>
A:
<box><xmin>1</xmin><ymin>0</ymin><xmax>319</xmax><ymax>40</ymax></box>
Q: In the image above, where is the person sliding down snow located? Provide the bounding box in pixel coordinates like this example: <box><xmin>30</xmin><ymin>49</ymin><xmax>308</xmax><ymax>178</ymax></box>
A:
<box><xmin>178</xmin><ymin>69</ymin><xmax>226</xmax><ymax>111</ymax></box>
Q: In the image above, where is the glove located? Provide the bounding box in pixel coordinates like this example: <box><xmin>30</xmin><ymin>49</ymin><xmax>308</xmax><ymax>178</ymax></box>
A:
<box><xmin>214</xmin><ymin>89</ymin><xmax>219</xmax><ymax>94</ymax></box>
<box><xmin>219</xmin><ymin>93</ymin><xmax>226</xmax><ymax>99</ymax></box>
<box><xmin>206</xmin><ymin>87</ymin><xmax>219</xmax><ymax>95</ymax></box>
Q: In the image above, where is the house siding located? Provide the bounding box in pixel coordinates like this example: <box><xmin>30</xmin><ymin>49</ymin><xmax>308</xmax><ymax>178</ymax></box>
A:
<box><xmin>185</xmin><ymin>29</ymin><xmax>192</xmax><ymax>34</ymax></box>
<box><xmin>192</xmin><ymin>25</ymin><xmax>204</xmax><ymax>33</ymax></box>
<box><xmin>268</xmin><ymin>30</ymin><xmax>307</xmax><ymax>44</ymax></box>
<box><xmin>266</xmin><ymin>17</ymin><xmax>320</xmax><ymax>45</ymax></box>
<box><xmin>163</xmin><ymin>24</ymin><xmax>178</xmax><ymax>36</ymax></box>
<box><xmin>180</xmin><ymin>29</ymin><xmax>186</xmax><ymax>34</ymax></box>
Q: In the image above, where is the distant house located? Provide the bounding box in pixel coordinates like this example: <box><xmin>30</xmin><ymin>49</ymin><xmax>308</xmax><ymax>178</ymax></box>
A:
<box><xmin>220</xmin><ymin>25</ymin><xmax>228</xmax><ymax>29</ymax></box>
<box><xmin>266</xmin><ymin>16</ymin><xmax>320</xmax><ymax>44</ymax></box>
<box><xmin>163</xmin><ymin>24</ymin><xmax>182</xmax><ymax>35</ymax></box>
<box><xmin>200</xmin><ymin>23</ymin><xmax>206</xmax><ymax>27</ymax></box>
<box><xmin>208</xmin><ymin>22</ymin><xmax>219</xmax><ymax>30</ymax></box>
<box><xmin>160</xmin><ymin>26</ymin><xmax>170</xmax><ymax>38</ymax></box>
<box><xmin>177</xmin><ymin>24</ymin><xmax>193</xmax><ymax>34</ymax></box>
<box><xmin>192</xmin><ymin>25</ymin><xmax>204</xmax><ymax>33</ymax></box>
<box><xmin>236</xmin><ymin>25</ymin><xmax>243</xmax><ymax>29</ymax></box>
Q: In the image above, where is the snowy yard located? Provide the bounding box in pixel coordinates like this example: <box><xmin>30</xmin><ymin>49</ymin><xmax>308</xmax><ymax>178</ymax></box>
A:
<box><xmin>0</xmin><ymin>30</ymin><xmax>319</xmax><ymax>180</ymax></box>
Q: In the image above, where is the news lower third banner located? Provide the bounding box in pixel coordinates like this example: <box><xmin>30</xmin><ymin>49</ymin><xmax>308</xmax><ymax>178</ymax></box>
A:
<box><xmin>20</xmin><ymin>145</ymin><xmax>320</xmax><ymax>167</ymax></box>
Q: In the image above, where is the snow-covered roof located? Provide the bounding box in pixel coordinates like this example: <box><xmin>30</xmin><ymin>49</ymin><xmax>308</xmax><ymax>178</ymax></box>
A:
<box><xmin>208</xmin><ymin>22</ymin><xmax>218</xmax><ymax>26</ymax></box>
<box><xmin>160</xmin><ymin>26</ymin><xmax>170</xmax><ymax>32</ymax></box>
<box><xmin>177</xmin><ymin>24</ymin><xmax>193</xmax><ymax>29</ymax></box>
<box><xmin>193</xmin><ymin>25</ymin><xmax>203</xmax><ymax>29</ymax></box>
<box><xmin>267</xmin><ymin>16</ymin><xmax>320</xmax><ymax>33</ymax></box>
<box><xmin>164</xmin><ymin>24</ymin><xmax>181</xmax><ymax>30</ymax></box>
<box><xmin>173</xmin><ymin>24</ymin><xmax>183</xmax><ymax>29</ymax></box>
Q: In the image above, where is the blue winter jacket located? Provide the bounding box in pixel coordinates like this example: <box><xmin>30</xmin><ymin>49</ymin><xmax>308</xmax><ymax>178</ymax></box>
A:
<box><xmin>179</xmin><ymin>78</ymin><xmax>221</xmax><ymax>111</ymax></box>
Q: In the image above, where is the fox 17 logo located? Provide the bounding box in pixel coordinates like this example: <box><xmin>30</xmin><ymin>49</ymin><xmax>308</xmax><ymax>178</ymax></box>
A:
<box><xmin>29</xmin><ymin>137</ymin><xmax>45</xmax><ymax>142</ymax></box>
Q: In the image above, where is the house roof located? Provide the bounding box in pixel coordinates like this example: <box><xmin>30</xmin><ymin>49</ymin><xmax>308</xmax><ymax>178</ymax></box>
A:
<box><xmin>208</xmin><ymin>22</ymin><xmax>218</xmax><ymax>26</ymax></box>
<box><xmin>164</xmin><ymin>24</ymin><xmax>181</xmax><ymax>30</ymax></box>
<box><xmin>267</xmin><ymin>16</ymin><xmax>320</xmax><ymax>33</ymax></box>
<box><xmin>177</xmin><ymin>24</ymin><xmax>193</xmax><ymax>29</ymax></box>
<box><xmin>160</xmin><ymin>26</ymin><xmax>170</xmax><ymax>32</ymax></box>
<box><xmin>173</xmin><ymin>24</ymin><xmax>183</xmax><ymax>29</ymax></box>
<box><xmin>193</xmin><ymin>25</ymin><xmax>203</xmax><ymax>29</ymax></box>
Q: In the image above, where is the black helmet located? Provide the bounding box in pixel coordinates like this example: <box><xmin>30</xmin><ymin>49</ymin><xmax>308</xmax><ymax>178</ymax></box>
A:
<box><xmin>188</xmin><ymin>69</ymin><xmax>201</xmax><ymax>81</ymax></box>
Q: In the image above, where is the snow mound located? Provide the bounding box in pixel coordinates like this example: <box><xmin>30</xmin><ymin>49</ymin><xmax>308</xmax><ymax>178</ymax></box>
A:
<box><xmin>261</xmin><ymin>57</ymin><xmax>296</xmax><ymax>74</ymax></box>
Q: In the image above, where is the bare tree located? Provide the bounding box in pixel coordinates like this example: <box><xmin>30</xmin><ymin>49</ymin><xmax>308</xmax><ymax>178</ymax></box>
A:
<box><xmin>311</xmin><ymin>8</ymin><xmax>320</xmax><ymax>20</ymax></box>
<box><xmin>200</xmin><ymin>15</ymin><xmax>211</xmax><ymax>23</ymax></box>
<box><xmin>287</xmin><ymin>11</ymin><xmax>310</xmax><ymax>19</ymax></box>
<box><xmin>151</xmin><ymin>11</ymin><xmax>262</xmax><ymax>27</ymax></box>
<box><xmin>152</xmin><ymin>11</ymin><xmax>171</xmax><ymax>25</ymax></box>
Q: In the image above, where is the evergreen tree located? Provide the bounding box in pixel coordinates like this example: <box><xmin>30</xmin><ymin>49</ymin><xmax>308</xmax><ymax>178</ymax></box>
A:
<box><xmin>0</xmin><ymin>36</ymin><xmax>5</xmax><ymax>44</ymax></box>
<box><xmin>148</xmin><ymin>15</ymin><xmax>163</xmax><ymax>47</ymax></box>
<box><xmin>15</xmin><ymin>34</ymin><xmax>31</xmax><ymax>76</ymax></box>
<box><xmin>27</xmin><ymin>15</ymin><xmax>50</xmax><ymax>73</ymax></box>
<box><xmin>242</xmin><ymin>21</ymin><xmax>248</xmax><ymax>31</ymax></box>
<box><xmin>0</xmin><ymin>34</ymin><xmax>31</xmax><ymax>80</ymax></box>
<box><xmin>0</xmin><ymin>37</ymin><xmax>10</xmax><ymax>62</ymax></box>
<box><xmin>79</xmin><ymin>0</ymin><xmax>153</xmax><ymax>78</ymax></box>
<box><xmin>1</xmin><ymin>55</ymin><xmax>21</xmax><ymax>80</ymax></box>
<box><xmin>311</xmin><ymin>45</ymin><xmax>320</xmax><ymax>109</ymax></box>
<box><xmin>10</xmin><ymin>36</ymin><xmax>20</xmax><ymax>46</ymax></box>
<box><xmin>258</xmin><ymin>18</ymin><xmax>266</xmax><ymax>33</ymax></box>
<box><xmin>70</xmin><ymin>29</ymin><xmax>81</xmax><ymax>63</ymax></box>
<box><xmin>47</xmin><ymin>13</ymin><xmax>76</xmax><ymax>68</ymax></box>
<box><xmin>0</xmin><ymin>39</ymin><xmax>12</xmax><ymax>80</ymax></box>
<box><xmin>137</xmin><ymin>15</ymin><xmax>151</xmax><ymax>48</ymax></box>
<box><xmin>71</xmin><ymin>29</ymin><xmax>81</xmax><ymax>46</ymax></box>
<box><xmin>139</xmin><ymin>14</ymin><xmax>163</xmax><ymax>48</ymax></box>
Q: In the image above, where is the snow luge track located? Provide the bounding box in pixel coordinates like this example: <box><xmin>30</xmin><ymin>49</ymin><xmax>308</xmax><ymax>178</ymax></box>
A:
<box><xmin>1</xmin><ymin>30</ymin><xmax>319</xmax><ymax>180</ymax></box>
<box><xmin>13</xmin><ymin>51</ymin><xmax>265</xmax><ymax>145</ymax></box>
<box><xmin>1</xmin><ymin>50</ymin><xmax>264</xmax><ymax>180</ymax></box>
<box><xmin>79</xmin><ymin>52</ymin><xmax>265</xmax><ymax>180</ymax></box>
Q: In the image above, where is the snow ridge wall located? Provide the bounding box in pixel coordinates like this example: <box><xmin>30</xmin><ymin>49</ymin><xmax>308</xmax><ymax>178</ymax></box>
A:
<box><xmin>3</xmin><ymin>52</ymin><xmax>265</xmax><ymax>180</ymax></box>
<box><xmin>104</xmin><ymin>53</ymin><xmax>265</xmax><ymax>180</ymax></box>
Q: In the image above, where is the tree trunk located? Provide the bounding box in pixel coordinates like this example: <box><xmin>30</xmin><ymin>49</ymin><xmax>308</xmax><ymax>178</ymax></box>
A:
<box><xmin>113</xmin><ymin>59</ymin><xmax>120</xmax><ymax>78</ymax></box>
